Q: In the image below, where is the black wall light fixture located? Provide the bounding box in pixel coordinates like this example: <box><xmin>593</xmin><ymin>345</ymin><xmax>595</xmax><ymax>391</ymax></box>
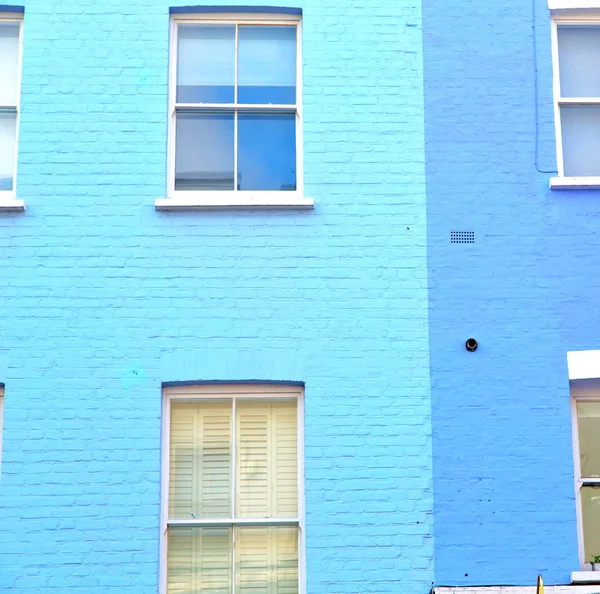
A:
<box><xmin>465</xmin><ymin>338</ymin><xmax>478</xmax><ymax>352</ymax></box>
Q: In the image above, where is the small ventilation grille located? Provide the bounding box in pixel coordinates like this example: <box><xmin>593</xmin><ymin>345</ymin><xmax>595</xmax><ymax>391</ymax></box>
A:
<box><xmin>451</xmin><ymin>231</ymin><xmax>475</xmax><ymax>244</ymax></box>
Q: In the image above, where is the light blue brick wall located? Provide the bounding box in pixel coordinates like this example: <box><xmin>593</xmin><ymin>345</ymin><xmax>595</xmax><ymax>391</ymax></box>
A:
<box><xmin>0</xmin><ymin>1</ymin><xmax>433</xmax><ymax>592</ymax></box>
<box><xmin>424</xmin><ymin>0</ymin><xmax>592</xmax><ymax>586</ymax></box>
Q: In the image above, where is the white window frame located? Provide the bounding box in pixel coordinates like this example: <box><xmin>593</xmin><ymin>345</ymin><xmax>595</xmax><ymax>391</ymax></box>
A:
<box><xmin>0</xmin><ymin>13</ymin><xmax>24</xmax><ymax>212</ymax></box>
<box><xmin>570</xmin><ymin>381</ymin><xmax>600</xmax><ymax>571</ymax></box>
<box><xmin>550</xmin><ymin>1</ymin><xmax>600</xmax><ymax>10</ymax></box>
<box><xmin>159</xmin><ymin>383</ymin><xmax>306</xmax><ymax>594</ymax></box>
<box><xmin>0</xmin><ymin>385</ymin><xmax>4</xmax><ymax>470</ymax></box>
<box><xmin>549</xmin><ymin>15</ymin><xmax>600</xmax><ymax>189</ymax></box>
<box><xmin>156</xmin><ymin>13</ymin><xmax>313</xmax><ymax>211</ymax></box>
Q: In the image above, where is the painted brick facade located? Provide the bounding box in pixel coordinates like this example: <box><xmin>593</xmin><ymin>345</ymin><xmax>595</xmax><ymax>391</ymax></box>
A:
<box><xmin>0</xmin><ymin>1</ymin><xmax>433</xmax><ymax>592</ymax></box>
<box><xmin>434</xmin><ymin>589</ymin><xmax>600</xmax><ymax>594</ymax></box>
<box><xmin>423</xmin><ymin>0</ymin><xmax>597</xmax><ymax>587</ymax></box>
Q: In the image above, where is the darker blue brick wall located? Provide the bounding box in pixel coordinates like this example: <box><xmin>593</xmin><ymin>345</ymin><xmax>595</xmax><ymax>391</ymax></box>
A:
<box><xmin>423</xmin><ymin>0</ymin><xmax>600</xmax><ymax>586</ymax></box>
<box><xmin>0</xmin><ymin>1</ymin><xmax>433</xmax><ymax>592</ymax></box>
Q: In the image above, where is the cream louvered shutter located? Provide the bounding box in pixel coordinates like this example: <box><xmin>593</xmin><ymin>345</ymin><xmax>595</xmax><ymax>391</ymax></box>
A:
<box><xmin>169</xmin><ymin>401</ymin><xmax>232</xmax><ymax>519</ymax></box>
<box><xmin>167</xmin><ymin>527</ymin><xmax>194</xmax><ymax>593</ymax></box>
<box><xmin>236</xmin><ymin>400</ymin><xmax>298</xmax><ymax>518</ymax></box>
<box><xmin>273</xmin><ymin>402</ymin><xmax>298</xmax><ymax>517</ymax></box>
<box><xmin>168</xmin><ymin>527</ymin><xmax>232</xmax><ymax>593</ymax></box>
<box><xmin>235</xmin><ymin>526</ymin><xmax>298</xmax><ymax>594</ymax></box>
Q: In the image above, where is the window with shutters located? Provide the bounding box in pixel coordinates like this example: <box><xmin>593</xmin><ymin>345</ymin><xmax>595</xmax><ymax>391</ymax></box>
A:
<box><xmin>571</xmin><ymin>380</ymin><xmax>600</xmax><ymax>570</ymax></box>
<box><xmin>161</xmin><ymin>383</ymin><xmax>304</xmax><ymax>594</ymax></box>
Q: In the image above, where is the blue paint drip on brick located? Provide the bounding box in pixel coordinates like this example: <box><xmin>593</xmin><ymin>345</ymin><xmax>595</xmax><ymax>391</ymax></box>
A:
<box><xmin>0</xmin><ymin>1</ymin><xmax>433</xmax><ymax>592</ymax></box>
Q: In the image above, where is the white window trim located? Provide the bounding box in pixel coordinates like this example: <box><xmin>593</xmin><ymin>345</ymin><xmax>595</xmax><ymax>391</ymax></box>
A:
<box><xmin>157</xmin><ymin>13</ymin><xmax>313</xmax><ymax>211</ymax></box>
<box><xmin>0</xmin><ymin>14</ymin><xmax>24</xmax><ymax>212</ymax></box>
<box><xmin>0</xmin><ymin>386</ymin><xmax>4</xmax><ymax>471</ymax></box>
<box><xmin>569</xmin><ymin>372</ymin><xmax>600</xmax><ymax>574</ymax></box>
<box><xmin>550</xmin><ymin>15</ymin><xmax>600</xmax><ymax>190</ymax></box>
<box><xmin>567</xmin><ymin>350</ymin><xmax>600</xmax><ymax>380</ymax></box>
<box><xmin>567</xmin><ymin>352</ymin><xmax>600</xmax><ymax>579</ymax></box>
<box><xmin>550</xmin><ymin>0</ymin><xmax>600</xmax><ymax>11</ymax></box>
<box><xmin>159</xmin><ymin>382</ymin><xmax>306</xmax><ymax>594</ymax></box>
<box><xmin>567</xmin><ymin>351</ymin><xmax>600</xmax><ymax>583</ymax></box>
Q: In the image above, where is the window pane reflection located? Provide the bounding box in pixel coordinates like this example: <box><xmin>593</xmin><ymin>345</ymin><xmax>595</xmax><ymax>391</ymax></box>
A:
<box><xmin>238</xmin><ymin>26</ymin><xmax>296</xmax><ymax>104</ymax></box>
<box><xmin>175</xmin><ymin>112</ymin><xmax>235</xmax><ymax>191</ymax></box>
<box><xmin>561</xmin><ymin>105</ymin><xmax>600</xmax><ymax>176</ymax></box>
<box><xmin>558</xmin><ymin>26</ymin><xmax>600</xmax><ymax>97</ymax></box>
<box><xmin>177</xmin><ymin>25</ymin><xmax>235</xmax><ymax>104</ymax></box>
<box><xmin>238</xmin><ymin>112</ymin><xmax>296</xmax><ymax>191</ymax></box>
<box><xmin>0</xmin><ymin>24</ymin><xmax>19</xmax><ymax>106</ymax></box>
<box><xmin>0</xmin><ymin>112</ymin><xmax>16</xmax><ymax>191</ymax></box>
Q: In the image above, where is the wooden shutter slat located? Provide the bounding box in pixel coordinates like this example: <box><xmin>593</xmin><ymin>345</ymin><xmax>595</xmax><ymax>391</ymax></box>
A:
<box><xmin>168</xmin><ymin>527</ymin><xmax>232</xmax><ymax>594</ymax></box>
<box><xmin>170</xmin><ymin>401</ymin><xmax>232</xmax><ymax>519</ymax></box>
<box><xmin>235</xmin><ymin>527</ymin><xmax>298</xmax><ymax>594</ymax></box>
<box><xmin>236</xmin><ymin>401</ymin><xmax>297</xmax><ymax>518</ymax></box>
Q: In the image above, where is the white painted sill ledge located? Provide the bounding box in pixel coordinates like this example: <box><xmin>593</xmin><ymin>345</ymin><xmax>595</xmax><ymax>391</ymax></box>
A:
<box><xmin>0</xmin><ymin>196</ymin><xmax>25</xmax><ymax>212</ymax></box>
<box><xmin>435</xmin><ymin>583</ymin><xmax>600</xmax><ymax>592</ymax></box>
<box><xmin>550</xmin><ymin>177</ymin><xmax>600</xmax><ymax>190</ymax></box>
<box><xmin>550</xmin><ymin>176</ymin><xmax>600</xmax><ymax>190</ymax></box>
<box><xmin>155</xmin><ymin>192</ymin><xmax>314</xmax><ymax>211</ymax></box>
<box><xmin>549</xmin><ymin>0</ymin><xmax>600</xmax><ymax>10</ymax></box>
<box><xmin>572</xmin><ymin>571</ymin><xmax>600</xmax><ymax>584</ymax></box>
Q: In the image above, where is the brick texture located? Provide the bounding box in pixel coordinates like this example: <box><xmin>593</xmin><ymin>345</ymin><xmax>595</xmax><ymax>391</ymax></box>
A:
<box><xmin>432</xmin><ymin>585</ymin><xmax>600</xmax><ymax>594</ymax></box>
<box><xmin>0</xmin><ymin>1</ymin><xmax>432</xmax><ymax>592</ymax></box>
<box><xmin>423</xmin><ymin>0</ymin><xmax>594</xmax><ymax>587</ymax></box>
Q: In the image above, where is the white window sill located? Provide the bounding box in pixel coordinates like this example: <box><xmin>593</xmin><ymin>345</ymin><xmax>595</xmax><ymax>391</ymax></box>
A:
<box><xmin>0</xmin><ymin>197</ymin><xmax>25</xmax><ymax>212</ymax></box>
<box><xmin>550</xmin><ymin>0</ymin><xmax>600</xmax><ymax>10</ymax></box>
<box><xmin>550</xmin><ymin>176</ymin><xmax>600</xmax><ymax>189</ymax></box>
<box><xmin>155</xmin><ymin>193</ymin><xmax>314</xmax><ymax>211</ymax></box>
<box><xmin>571</xmin><ymin>571</ymin><xmax>600</xmax><ymax>583</ymax></box>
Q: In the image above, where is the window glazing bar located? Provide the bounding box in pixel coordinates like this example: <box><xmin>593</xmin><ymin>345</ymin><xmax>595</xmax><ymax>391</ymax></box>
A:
<box><xmin>175</xmin><ymin>103</ymin><xmax>297</xmax><ymax>111</ymax></box>
<box><xmin>167</xmin><ymin>518</ymin><xmax>300</xmax><ymax>527</ymax></box>
<box><xmin>558</xmin><ymin>98</ymin><xmax>600</xmax><ymax>105</ymax></box>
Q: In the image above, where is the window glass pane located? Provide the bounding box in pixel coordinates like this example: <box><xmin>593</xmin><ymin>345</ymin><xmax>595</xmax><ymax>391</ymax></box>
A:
<box><xmin>560</xmin><ymin>106</ymin><xmax>600</xmax><ymax>177</ymax></box>
<box><xmin>0</xmin><ymin>23</ymin><xmax>19</xmax><ymax>106</ymax></box>
<box><xmin>238</xmin><ymin>26</ymin><xmax>296</xmax><ymax>104</ymax></box>
<box><xmin>578</xmin><ymin>401</ymin><xmax>600</xmax><ymax>478</ymax></box>
<box><xmin>582</xmin><ymin>487</ymin><xmax>600</xmax><ymax>563</ymax></box>
<box><xmin>236</xmin><ymin>526</ymin><xmax>298</xmax><ymax>594</ymax></box>
<box><xmin>236</xmin><ymin>400</ymin><xmax>298</xmax><ymax>518</ymax></box>
<box><xmin>169</xmin><ymin>400</ymin><xmax>232</xmax><ymax>519</ymax></box>
<box><xmin>175</xmin><ymin>112</ymin><xmax>235</xmax><ymax>191</ymax></box>
<box><xmin>0</xmin><ymin>112</ymin><xmax>16</xmax><ymax>191</ymax></box>
<box><xmin>177</xmin><ymin>25</ymin><xmax>235</xmax><ymax>104</ymax></box>
<box><xmin>168</xmin><ymin>526</ymin><xmax>232</xmax><ymax>593</ymax></box>
<box><xmin>238</xmin><ymin>112</ymin><xmax>296</xmax><ymax>191</ymax></box>
<box><xmin>558</xmin><ymin>26</ymin><xmax>600</xmax><ymax>97</ymax></box>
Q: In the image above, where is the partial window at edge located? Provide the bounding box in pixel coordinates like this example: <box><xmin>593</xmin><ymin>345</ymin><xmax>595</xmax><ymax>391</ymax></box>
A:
<box><xmin>0</xmin><ymin>20</ymin><xmax>21</xmax><ymax>193</ymax></box>
<box><xmin>555</xmin><ymin>23</ymin><xmax>600</xmax><ymax>177</ymax></box>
